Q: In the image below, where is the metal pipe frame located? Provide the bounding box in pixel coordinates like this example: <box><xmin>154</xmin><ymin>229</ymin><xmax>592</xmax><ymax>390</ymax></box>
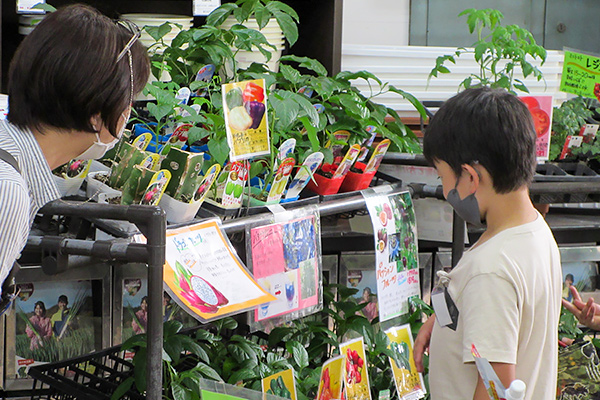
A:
<box><xmin>27</xmin><ymin>201</ymin><xmax>166</xmax><ymax>400</ymax></box>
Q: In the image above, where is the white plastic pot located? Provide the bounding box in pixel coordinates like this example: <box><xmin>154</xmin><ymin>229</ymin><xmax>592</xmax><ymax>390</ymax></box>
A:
<box><xmin>53</xmin><ymin>175</ymin><xmax>85</xmax><ymax>197</ymax></box>
<box><xmin>159</xmin><ymin>194</ymin><xmax>203</xmax><ymax>224</ymax></box>
<box><xmin>86</xmin><ymin>172</ymin><xmax>121</xmax><ymax>202</ymax></box>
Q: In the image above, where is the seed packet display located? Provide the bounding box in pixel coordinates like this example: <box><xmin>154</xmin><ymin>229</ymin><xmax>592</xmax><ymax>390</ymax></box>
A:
<box><xmin>340</xmin><ymin>337</ymin><xmax>371</xmax><ymax>400</ymax></box>
<box><xmin>384</xmin><ymin>325</ymin><xmax>426</xmax><ymax>400</ymax></box>
<box><xmin>262</xmin><ymin>368</ymin><xmax>297</xmax><ymax>400</ymax></box>
<box><xmin>223</xmin><ymin>79</ymin><xmax>270</xmax><ymax>161</ymax></box>
<box><xmin>246</xmin><ymin>206</ymin><xmax>323</xmax><ymax>332</ymax></box>
<box><xmin>317</xmin><ymin>356</ymin><xmax>344</xmax><ymax>400</ymax></box>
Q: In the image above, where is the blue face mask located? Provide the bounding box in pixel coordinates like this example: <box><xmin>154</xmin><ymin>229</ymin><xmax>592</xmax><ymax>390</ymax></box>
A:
<box><xmin>446</xmin><ymin>187</ymin><xmax>484</xmax><ymax>228</ymax></box>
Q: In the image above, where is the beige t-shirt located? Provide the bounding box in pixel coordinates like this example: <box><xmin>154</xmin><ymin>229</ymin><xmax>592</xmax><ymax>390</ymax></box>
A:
<box><xmin>429</xmin><ymin>213</ymin><xmax>561</xmax><ymax>399</ymax></box>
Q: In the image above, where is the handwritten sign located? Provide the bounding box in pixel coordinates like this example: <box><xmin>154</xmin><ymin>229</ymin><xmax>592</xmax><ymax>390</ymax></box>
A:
<box><xmin>560</xmin><ymin>49</ymin><xmax>600</xmax><ymax>101</ymax></box>
<box><xmin>364</xmin><ymin>190</ymin><xmax>420</xmax><ymax>321</ymax></box>
<box><xmin>164</xmin><ymin>219</ymin><xmax>275</xmax><ymax>322</ymax></box>
<box><xmin>223</xmin><ymin>79</ymin><xmax>270</xmax><ymax>161</ymax></box>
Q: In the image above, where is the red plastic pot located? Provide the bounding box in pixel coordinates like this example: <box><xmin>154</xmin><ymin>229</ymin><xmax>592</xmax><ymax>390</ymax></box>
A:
<box><xmin>305</xmin><ymin>172</ymin><xmax>344</xmax><ymax>195</ymax></box>
<box><xmin>339</xmin><ymin>162</ymin><xmax>376</xmax><ymax>192</ymax></box>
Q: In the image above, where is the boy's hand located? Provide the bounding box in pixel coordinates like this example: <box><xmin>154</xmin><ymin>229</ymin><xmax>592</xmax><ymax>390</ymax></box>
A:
<box><xmin>562</xmin><ymin>286</ymin><xmax>600</xmax><ymax>330</ymax></box>
<box><xmin>414</xmin><ymin>315</ymin><xmax>435</xmax><ymax>373</ymax></box>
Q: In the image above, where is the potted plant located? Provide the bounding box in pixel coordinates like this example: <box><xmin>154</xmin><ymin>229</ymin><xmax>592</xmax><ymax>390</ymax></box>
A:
<box><xmin>429</xmin><ymin>8</ymin><xmax>547</xmax><ymax>94</ymax></box>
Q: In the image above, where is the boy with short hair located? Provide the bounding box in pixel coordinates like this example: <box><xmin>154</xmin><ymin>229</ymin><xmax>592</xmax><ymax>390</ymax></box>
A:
<box><xmin>413</xmin><ymin>87</ymin><xmax>561</xmax><ymax>399</ymax></box>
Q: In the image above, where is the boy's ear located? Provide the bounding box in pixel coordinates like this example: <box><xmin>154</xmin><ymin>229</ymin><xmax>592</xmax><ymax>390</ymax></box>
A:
<box><xmin>461</xmin><ymin>164</ymin><xmax>480</xmax><ymax>194</ymax></box>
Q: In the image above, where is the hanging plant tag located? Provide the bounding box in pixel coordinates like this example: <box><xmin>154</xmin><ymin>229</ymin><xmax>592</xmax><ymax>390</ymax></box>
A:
<box><xmin>222</xmin><ymin>161</ymin><xmax>248</xmax><ymax>207</ymax></box>
<box><xmin>141</xmin><ymin>169</ymin><xmax>171</xmax><ymax>206</ymax></box>
<box><xmin>193</xmin><ymin>163</ymin><xmax>221</xmax><ymax>204</ymax></box>
<box><xmin>267</xmin><ymin>157</ymin><xmax>296</xmax><ymax>203</ymax></box>
<box><xmin>332</xmin><ymin>144</ymin><xmax>361</xmax><ymax>179</ymax></box>
<box><xmin>364</xmin><ymin>139</ymin><xmax>391</xmax><ymax>173</ymax></box>
<box><xmin>285</xmin><ymin>152</ymin><xmax>324</xmax><ymax>199</ymax></box>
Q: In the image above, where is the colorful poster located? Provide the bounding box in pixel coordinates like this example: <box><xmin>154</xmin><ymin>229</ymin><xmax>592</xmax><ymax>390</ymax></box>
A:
<box><xmin>560</xmin><ymin>49</ymin><xmax>600</xmax><ymax>101</ymax></box>
<box><xmin>340</xmin><ymin>337</ymin><xmax>371</xmax><ymax>400</ymax></box>
<box><xmin>14</xmin><ymin>280</ymin><xmax>96</xmax><ymax>378</ymax></box>
<box><xmin>223</xmin><ymin>79</ymin><xmax>270</xmax><ymax>161</ymax></box>
<box><xmin>164</xmin><ymin>219</ymin><xmax>276</xmax><ymax>322</ymax></box>
<box><xmin>317</xmin><ymin>356</ymin><xmax>344</xmax><ymax>400</ymax></box>
<box><xmin>250</xmin><ymin>215</ymin><xmax>320</xmax><ymax>321</ymax></box>
<box><xmin>262</xmin><ymin>368</ymin><xmax>297</xmax><ymax>400</ymax></box>
<box><xmin>342</xmin><ymin>254</ymin><xmax>379</xmax><ymax>322</ymax></box>
<box><xmin>364</xmin><ymin>190</ymin><xmax>420</xmax><ymax>321</ymax></box>
<box><xmin>519</xmin><ymin>96</ymin><xmax>553</xmax><ymax>160</ymax></box>
<box><xmin>122</xmin><ymin>278</ymin><xmax>197</xmax><ymax>342</ymax></box>
<box><xmin>385</xmin><ymin>325</ymin><xmax>426</xmax><ymax>400</ymax></box>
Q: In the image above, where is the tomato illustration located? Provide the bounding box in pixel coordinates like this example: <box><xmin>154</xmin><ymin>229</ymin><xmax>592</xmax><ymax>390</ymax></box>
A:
<box><xmin>531</xmin><ymin>108</ymin><xmax>550</xmax><ymax>138</ymax></box>
<box><xmin>520</xmin><ymin>96</ymin><xmax>540</xmax><ymax>111</ymax></box>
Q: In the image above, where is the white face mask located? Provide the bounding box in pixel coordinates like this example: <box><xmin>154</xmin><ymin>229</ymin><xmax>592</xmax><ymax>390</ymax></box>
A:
<box><xmin>76</xmin><ymin>110</ymin><xmax>130</xmax><ymax>160</ymax></box>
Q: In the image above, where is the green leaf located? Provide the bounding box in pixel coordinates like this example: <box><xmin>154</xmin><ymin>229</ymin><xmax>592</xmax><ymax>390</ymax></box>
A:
<box><xmin>120</xmin><ymin>333</ymin><xmax>147</xmax><ymax>351</ymax></box>
<box><xmin>180</xmin><ymin>335</ymin><xmax>211</xmax><ymax>363</ymax></box>
<box><xmin>207</xmin><ymin>135</ymin><xmax>230</xmax><ymax>166</ymax></box>
<box><xmin>286</xmin><ymin>340</ymin><xmax>309</xmax><ymax>369</ymax></box>
<box><xmin>32</xmin><ymin>3</ymin><xmax>56</xmax><ymax>12</ymax></box>
<box><xmin>254</xmin><ymin>3</ymin><xmax>271</xmax><ymax>28</ymax></box>
<box><xmin>299</xmin><ymin>116</ymin><xmax>320</xmax><ymax>152</ymax></box>
<box><xmin>270</xmin><ymin>9</ymin><xmax>299</xmax><ymax>46</ymax></box>
<box><xmin>145</xmin><ymin>23</ymin><xmax>172</xmax><ymax>42</ymax></box>
<box><xmin>172</xmin><ymin>382</ymin><xmax>190</xmax><ymax>400</ymax></box>
<box><xmin>280</xmin><ymin>55</ymin><xmax>329</xmax><ymax>77</ymax></box>
<box><xmin>206</xmin><ymin>3</ymin><xmax>238</xmax><ymax>27</ymax></box>
<box><xmin>268</xmin><ymin>327</ymin><xmax>292</xmax><ymax>347</ymax></box>
<box><xmin>133</xmin><ymin>348</ymin><xmax>147</xmax><ymax>393</ymax></box>
<box><xmin>228</xmin><ymin>368</ymin><xmax>259</xmax><ymax>384</ymax></box>
<box><xmin>387</xmin><ymin>85</ymin><xmax>427</xmax><ymax>119</ymax></box>
<box><xmin>338</xmin><ymin>94</ymin><xmax>370</xmax><ymax>120</ymax></box>
<box><xmin>111</xmin><ymin>376</ymin><xmax>134</xmax><ymax>400</ymax></box>
<box><xmin>195</xmin><ymin>361</ymin><xmax>224</xmax><ymax>381</ymax></box>
<box><xmin>280</xmin><ymin>64</ymin><xmax>302</xmax><ymax>85</ymax></box>
<box><xmin>266</xmin><ymin>1</ymin><xmax>300</xmax><ymax>22</ymax></box>
<box><xmin>164</xmin><ymin>320</ymin><xmax>184</xmax><ymax>337</ymax></box>
<box><xmin>336</xmin><ymin>70</ymin><xmax>382</xmax><ymax>86</ymax></box>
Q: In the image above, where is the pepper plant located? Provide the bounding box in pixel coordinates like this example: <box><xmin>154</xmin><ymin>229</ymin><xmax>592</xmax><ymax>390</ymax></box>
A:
<box><xmin>429</xmin><ymin>8</ymin><xmax>547</xmax><ymax>94</ymax></box>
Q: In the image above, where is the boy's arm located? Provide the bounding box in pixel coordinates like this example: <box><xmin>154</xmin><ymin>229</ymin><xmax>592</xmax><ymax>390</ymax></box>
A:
<box><xmin>473</xmin><ymin>362</ymin><xmax>515</xmax><ymax>400</ymax></box>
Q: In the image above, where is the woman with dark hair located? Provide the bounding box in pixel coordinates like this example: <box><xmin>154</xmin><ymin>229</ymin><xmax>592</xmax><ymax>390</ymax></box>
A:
<box><xmin>132</xmin><ymin>296</ymin><xmax>148</xmax><ymax>334</ymax></box>
<box><xmin>0</xmin><ymin>4</ymin><xmax>150</xmax><ymax>308</ymax></box>
<box><xmin>26</xmin><ymin>301</ymin><xmax>52</xmax><ymax>350</ymax></box>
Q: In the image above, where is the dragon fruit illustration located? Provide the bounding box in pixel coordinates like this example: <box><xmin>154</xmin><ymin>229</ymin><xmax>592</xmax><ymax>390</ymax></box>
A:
<box><xmin>174</xmin><ymin>261</ymin><xmax>229</xmax><ymax>314</ymax></box>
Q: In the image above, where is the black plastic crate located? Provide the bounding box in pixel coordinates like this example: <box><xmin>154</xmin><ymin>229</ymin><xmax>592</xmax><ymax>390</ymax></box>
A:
<box><xmin>29</xmin><ymin>345</ymin><xmax>142</xmax><ymax>400</ymax></box>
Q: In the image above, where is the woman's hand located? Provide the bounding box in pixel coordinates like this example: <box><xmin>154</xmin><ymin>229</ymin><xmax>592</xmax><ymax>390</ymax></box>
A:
<box><xmin>562</xmin><ymin>286</ymin><xmax>600</xmax><ymax>331</ymax></box>
<box><xmin>414</xmin><ymin>315</ymin><xmax>435</xmax><ymax>373</ymax></box>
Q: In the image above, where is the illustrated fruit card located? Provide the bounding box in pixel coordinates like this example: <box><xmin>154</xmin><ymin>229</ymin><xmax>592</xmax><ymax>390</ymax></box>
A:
<box><xmin>340</xmin><ymin>337</ymin><xmax>371</xmax><ymax>400</ymax></box>
<box><xmin>384</xmin><ymin>325</ymin><xmax>426</xmax><ymax>400</ymax></box>
<box><xmin>140</xmin><ymin>170</ymin><xmax>171</xmax><ymax>206</ymax></box>
<box><xmin>317</xmin><ymin>356</ymin><xmax>344</xmax><ymax>400</ymax></box>
<box><xmin>519</xmin><ymin>95</ymin><xmax>553</xmax><ymax>161</ymax></box>
<box><xmin>223</xmin><ymin>79</ymin><xmax>270</xmax><ymax>161</ymax></box>
<box><xmin>364</xmin><ymin>190</ymin><xmax>420</xmax><ymax>321</ymax></box>
<box><xmin>164</xmin><ymin>219</ymin><xmax>276</xmax><ymax>322</ymax></box>
<box><xmin>250</xmin><ymin>215</ymin><xmax>320</xmax><ymax>321</ymax></box>
<box><xmin>262</xmin><ymin>368</ymin><xmax>297</xmax><ymax>400</ymax></box>
<box><xmin>193</xmin><ymin>163</ymin><xmax>221</xmax><ymax>203</ymax></box>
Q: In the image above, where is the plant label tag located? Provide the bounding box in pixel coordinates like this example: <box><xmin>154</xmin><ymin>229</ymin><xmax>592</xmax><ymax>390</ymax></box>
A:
<box><xmin>332</xmin><ymin>144</ymin><xmax>361</xmax><ymax>179</ymax></box>
<box><xmin>193</xmin><ymin>0</ymin><xmax>220</xmax><ymax>16</ymax></box>
<box><xmin>141</xmin><ymin>170</ymin><xmax>171</xmax><ymax>206</ymax></box>
<box><xmin>431</xmin><ymin>286</ymin><xmax>459</xmax><ymax>331</ymax></box>
<box><xmin>132</xmin><ymin>132</ymin><xmax>152</xmax><ymax>151</ymax></box>
<box><xmin>580</xmin><ymin>124</ymin><xmax>600</xmax><ymax>143</ymax></box>
<box><xmin>222</xmin><ymin>161</ymin><xmax>248</xmax><ymax>207</ymax></box>
<box><xmin>275</xmin><ymin>138</ymin><xmax>296</xmax><ymax>169</ymax></box>
<box><xmin>193</xmin><ymin>163</ymin><xmax>220</xmax><ymax>204</ymax></box>
<box><xmin>285</xmin><ymin>152</ymin><xmax>324</xmax><ymax>199</ymax></box>
<box><xmin>559</xmin><ymin>135</ymin><xmax>584</xmax><ymax>160</ymax></box>
<box><xmin>267</xmin><ymin>157</ymin><xmax>296</xmax><ymax>203</ymax></box>
<box><xmin>365</xmin><ymin>139</ymin><xmax>391</xmax><ymax>173</ymax></box>
<box><xmin>160</xmin><ymin>124</ymin><xmax>191</xmax><ymax>155</ymax></box>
